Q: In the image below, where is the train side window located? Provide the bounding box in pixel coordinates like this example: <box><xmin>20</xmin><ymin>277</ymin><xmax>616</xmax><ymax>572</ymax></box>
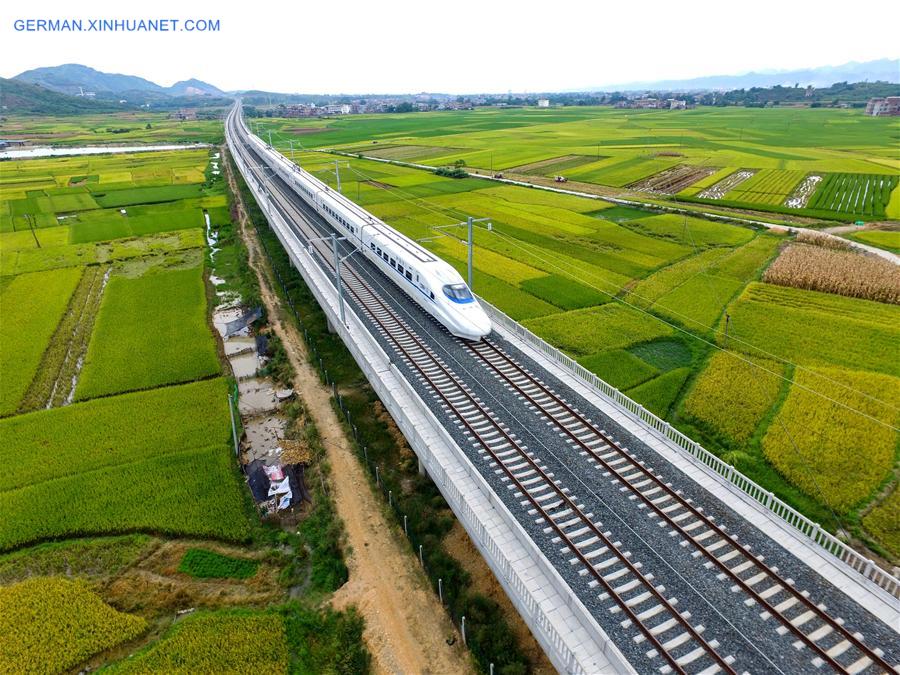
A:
<box><xmin>390</xmin><ymin>258</ymin><xmax>396</xmax><ymax>267</ymax></box>
<box><xmin>376</xmin><ymin>247</ymin><xmax>381</xmax><ymax>255</ymax></box>
<box><xmin>398</xmin><ymin>264</ymin><xmax>404</xmax><ymax>274</ymax></box>
<box><xmin>430</xmin><ymin>291</ymin><xmax>435</xmax><ymax>300</ymax></box>
<box><xmin>370</xmin><ymin>243</ymin><xmax>376</xmax><ymax>251</ymax></box>
<box><xmin>405</xmin><ymin>270</ymin><xmax>412</xmax><ymax>281</ymax></box>
<box><xmin>383</xmin><ymin>253</ymin><xmax>388</xmax><ymax>261</ymax></box>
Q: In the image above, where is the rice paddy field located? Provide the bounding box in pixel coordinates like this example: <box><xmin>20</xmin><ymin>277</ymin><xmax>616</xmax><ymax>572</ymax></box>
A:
<box><xmin>0</xmin><ymin>111</ymin><xmax>225</xmax><ymax>146</ymax></box>
<box><xmin>279</xmin><ymin>141</ymin><xmax>899</xmax><ymax>560</ymax></box>
<box><xmin>0</xmin><ymin>147</ymin><xmax>251</xmax><ymax>548</ymax></box>
<box><xmin>0</xmin><ymin>140</ymin><xmax>375</xmax><ymax>674</ymax></box>
<box><xmin>256</xmin><ymin>105</ymin><xmax>900</xmax><ymax>222</ymax></box>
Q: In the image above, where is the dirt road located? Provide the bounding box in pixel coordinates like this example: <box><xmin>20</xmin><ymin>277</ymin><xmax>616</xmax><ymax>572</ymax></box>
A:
<box><xmin>225</xmin><ymin>153</ymin><xmax>473</xmax><ymax>674</ymax></box>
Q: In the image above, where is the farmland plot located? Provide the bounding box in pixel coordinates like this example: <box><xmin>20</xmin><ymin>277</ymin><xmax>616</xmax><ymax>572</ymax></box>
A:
<box><xmin>105</xmin><ymin>610</ymin><xmax>288</xmax><ymax>674</ymax></box>
<box><xmin>681</xmin><ymin>351</ymin><xmax>786</xmax><ymax>447</ymax></box>
<box><xmin>1</xmin><ymin>378</ymin><xmax>232</xmax><ymax>492</ymax></box>
<box><xmin>807</xmin><ymin>173</ymin><xmax>899</xmax><ymax>217</ymax></box>
<box><xmin>762</xmin><ymin>367</ymin><xmax>899</xmax><ymax>512</ymax></box>
<box><xmin>523</xmin><ymin>304</ymin><xmax>673</xmax><ymax>356</ymax></box>
<box><xmin>724</xmin><ymin>283</ymin><xmax>900</xmax><ymax>377</ymax></box>
<box><xmin>723</xmin><ymin>169</ymin><xmax>805</xmax><ymax>206</ymax></box>
<box><xmin>509</xmin><ymin>154</ymin><xmax>600</xmax><ymax>176</ymax></box>
<box><xmin>0</xmin><ymin>576</ymin><xmax>146</xmax><ymax>674</ymax></box>
<box><xmin>763</xmin><ymin>243</ymin><xmax>900</xmax><ymax>304</ymax></box>
<box><xmin>76</xmin><ymin>265</ymin><xmax>220</xmax><ymax>399</ymax></box>
<box><xmin>0</xmin><ymin>445</ymin><xmax>251</xmax><ymax>551</ymax></box>
<box><xmin>784</xmin><ymin>174</ymin><xmax>822</xmax><ymax>208</ymax></box>
<box><xmin>697</xmin><ymin>169</ymin><xmax>756</xmax><ymax>199</ymax></box>
<box><xmin>0</xmin><ymin>267</ymin><xmax>82</xmax><ymax>415</ymax></box>
<box><xmin>629</xmin><ymin>164</ymin><xmax>719</xmax><ymax>194</ymax></box>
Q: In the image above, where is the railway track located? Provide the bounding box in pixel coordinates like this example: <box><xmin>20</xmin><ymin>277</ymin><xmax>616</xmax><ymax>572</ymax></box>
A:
<box><xmin>340</xmin><ymin>268</ymin><xmax>741</xmax><ymax>675</ymax></box>
<box><xmin>463</xmin><ymin>337</ymin><xmax>896</xmax><ymax>675</ymax></box>
<box><xmin>230</xmin><ymin>118</ymin><xmax>898</xmax><ymax>674</ymax></box>
<box><xmin>235</xmin><ymin>139</ymin><xmax>739</xmax><ymax>673</ymax></box>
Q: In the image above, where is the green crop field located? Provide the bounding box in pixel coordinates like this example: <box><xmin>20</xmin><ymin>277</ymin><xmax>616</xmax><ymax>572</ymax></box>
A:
<box><xmin>807</xmin><ymin>173</ymin><xmax>899</xmax><ymax>217</ymax></box>
<box><xmin>724</xmin><ymin>283</ymin><xmax>900</xmax><ymax>377</ymax></box>
<box><xmin>0</xmin><ymin>379</ymin><xmax>251</xmax><ymax>550</ymax></box>
<box><xmin>0</xmin><ymin>148</ymin><xmax>253</xmax><ymax>555</ymax></box>
<box><xmin>0</xmin><ymin>267</ymin><xmax>82</xmax><ymax>415</ymax></box>
<box><xmin>1</xmin><ymin>378</ymin><xmax>232</xmax><ymax>492</ymax></box>
<box><xmin>846</xmin><ymin>228</ymin><xmax>900</xmax><ymax>253</ymax></box>
<box><xmin>259</xmin><ymin>105</ymin><xmax>900</xmax><ymax>221</ymax></box>
<box><xmin>0</xmin><ymin>444</ymin><xmax>250</xmax><ymax>551</ymax></box>
<box><xmin>275</xmin><ymin>115</ymin><xmax>898</xmax><ymax>558</ymax></box>
<box><xmin>0</xmin><ymin>112</ymin><xmax>224</xmax><ymax>146</ymax></box>
<box><xmin>76</xmin><ymin>265</ymin><xmax>220</xmax><ymax>400</ymax></box>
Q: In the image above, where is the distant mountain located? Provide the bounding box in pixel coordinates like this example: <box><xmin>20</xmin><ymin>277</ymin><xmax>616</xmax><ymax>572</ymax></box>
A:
<box><xmin>0</xmin><ymin>77</ymin><xmax>132</xmax><ymax>114</ymax></box>
<box><xmin>13</xmin><ymin>64</ymin><xmax>226</xmax><ymax>100</ymax></box>
<box><xmin>594</xmin><ymin>58</ymin><xmax>900</xmax><ymax>92</ymax></box>
<box><xmin>15</xmin><ymin>63</ymin><xmax>163</xmax><ymax>96</ymax></box>
<box><xmin>167</xmin><ymin>78</ymin><xmax>224</xmax><ymax>97</ymax></box>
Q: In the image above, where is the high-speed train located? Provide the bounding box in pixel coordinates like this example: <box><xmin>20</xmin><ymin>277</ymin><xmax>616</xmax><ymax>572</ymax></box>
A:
<box><xmin>236</xmin><ymin>112</ymin><xmax>492</xmax><ymax>341</ymax></box>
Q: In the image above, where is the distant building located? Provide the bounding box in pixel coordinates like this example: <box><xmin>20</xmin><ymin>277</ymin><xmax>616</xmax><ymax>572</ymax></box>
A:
<box><xmin>169</xmin><ymin>108</ymin><xmax>197</xmax><ymax>121</ymax></box>
<box><xmin>667</xmin><ymin>99</ymin><xmax>687</xmax><ymax>110</ymax></box>
<box><xmin>634</xmin><ymin>98</ymin><xmax>660</xmax><ymax>109</ymax></box>
<box><xmin>865</xmin><ymin>97</ymin><xmax>900</xmax><ymax>116</ymax></box>
<box><xmin>537</xmin><ymin>98</ymin><xmax>550</xmax><ymax>108</ymax></box>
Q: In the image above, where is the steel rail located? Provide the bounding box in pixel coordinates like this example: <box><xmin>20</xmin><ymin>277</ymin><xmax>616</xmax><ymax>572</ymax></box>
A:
<box><xmin>466</xmin><ymin>338</ymin><xmax>894</xmax><ymax>675</ymax></box>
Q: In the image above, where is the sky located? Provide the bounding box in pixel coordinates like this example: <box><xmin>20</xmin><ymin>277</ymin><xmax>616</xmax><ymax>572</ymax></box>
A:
<box><xmin>3</xmin><ymin>0</ymin><xmax>898</xmax><ymax>94</ymax></box>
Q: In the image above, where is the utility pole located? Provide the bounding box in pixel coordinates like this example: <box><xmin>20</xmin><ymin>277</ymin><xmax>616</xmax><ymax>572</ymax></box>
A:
<box><xmin>335</xmin><ymin>160</ymin><xmax>342</xmax><ymax>192</ymax></box>
<box><xmin>427</xmin><ymin>217</ymin><xmax>491</xmax><ymax>292</ymax></box>
<box><xmin>267</xmin><ymin>129</ymin><xmax>273</xmax><ymax>147</ymax></box>
<box><xmin>288</xmin><ymin>139</ymin><xmax>295</xmax><ymax>161</ymax></box>
<box><xmin>332</xmin><ymin>234</ymin><xmax>345</xmax><ymax>324</ymax></box>
<box><xmin>467</xmin><ymin>216</ymin><xmax>474</xmax><ymax>289</ymax></box>
<box><xmin>724</xmin><ymin>312</ymin><xmax>731</xmax><ymax>347</ymax></box>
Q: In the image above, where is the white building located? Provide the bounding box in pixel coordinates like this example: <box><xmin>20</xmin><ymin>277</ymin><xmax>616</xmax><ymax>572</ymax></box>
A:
<box><xmin>537</xmin><ymin>98</ymin><xmax>550</xmax><ymax>108</ymax></box>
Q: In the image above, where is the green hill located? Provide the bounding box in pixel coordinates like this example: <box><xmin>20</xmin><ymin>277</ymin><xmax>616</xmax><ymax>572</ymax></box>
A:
<box><xmin>0</xmin><ymin>78</ymin><xmax>132</xmax><ymax>114</ymax></box>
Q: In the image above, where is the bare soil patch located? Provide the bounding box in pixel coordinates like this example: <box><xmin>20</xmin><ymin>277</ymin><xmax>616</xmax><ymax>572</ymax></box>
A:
<box><xmin>630</xmin><ymin>164</ymin><xmax>719</xmax><ymax>194</ymax></box>
<box><xmin>510</xmin><ymin>154</ymin><xmax>598</xmax><ymax>175</ymax></box>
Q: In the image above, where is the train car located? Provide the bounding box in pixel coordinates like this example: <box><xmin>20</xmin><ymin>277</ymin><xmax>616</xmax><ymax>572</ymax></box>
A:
<box><xmin>243</xmin><ymin>119</ymin><xmax>491</xmax><ymax>340</ymax></box>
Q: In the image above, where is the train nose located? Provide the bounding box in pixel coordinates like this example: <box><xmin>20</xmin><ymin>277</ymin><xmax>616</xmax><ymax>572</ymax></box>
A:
<box><xmin>473</xmin><ymin>312</ymin><xmax>492</xmax><ymax>337</ymax></box>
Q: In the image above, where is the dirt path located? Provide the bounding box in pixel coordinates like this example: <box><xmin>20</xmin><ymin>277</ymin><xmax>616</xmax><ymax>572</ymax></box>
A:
<box><xmin>225</xmin><ymin>151</ymin><xmax>473</xmax><ymax>675</ymax></box>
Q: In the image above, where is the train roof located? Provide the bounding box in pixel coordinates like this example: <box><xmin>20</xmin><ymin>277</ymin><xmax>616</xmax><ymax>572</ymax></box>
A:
<box><xmin>299</xmin><ymin>165</ymin><xmax>437</xmax><ymax>265</ymax></box>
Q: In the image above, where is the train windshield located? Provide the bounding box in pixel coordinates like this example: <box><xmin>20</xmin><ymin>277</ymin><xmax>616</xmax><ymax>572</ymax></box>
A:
<box><xmin>442</xmin><ymin>283</ymin><xmax>474</xmax><ymax>304</ymax></box>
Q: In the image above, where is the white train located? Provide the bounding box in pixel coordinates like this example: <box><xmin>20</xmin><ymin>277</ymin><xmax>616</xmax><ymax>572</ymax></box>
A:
<box><xmin>238</xmin><ymin>112</ymin><xmax>492</xmax><ymax>341</ymax></box>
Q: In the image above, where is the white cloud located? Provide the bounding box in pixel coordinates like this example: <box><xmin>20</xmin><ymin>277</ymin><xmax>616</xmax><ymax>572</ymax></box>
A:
<box><xmin>3</xmin><ymin>0</ymin><xmax>898</xmax><ymax>93</ymax></box>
